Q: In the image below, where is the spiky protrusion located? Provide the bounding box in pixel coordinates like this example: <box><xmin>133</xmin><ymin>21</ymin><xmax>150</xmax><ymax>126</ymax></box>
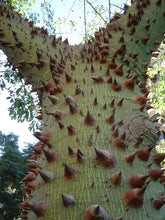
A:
<box><xmin>84</xmin><ymin>111</ymin><xmax>96</xmax><ymax>126</ymax></box>
<box><xmin>132</xmin><ymin>94</ymin><xmax>147</xmax><ymax>105</ymax></box>
<box><xmin>22</xmin><ymin>172</ymin><xmax>35</xmax><ymax>182</ymax></box>
<box><xmin>137</xmin><ymin>146</ymin><xmax>153</xmax><ymax>161</ymax></box>
<box><xmin>65</xmin><ymin>73</ymin><xmax>73</xmax><ymax>83</ymax></box>
<box><xmin>33</xmin><ymin>131</ymin><xmax>51</xmax><ymax>146</ymax></box>
<box><xmin>63</xmin><ymin>163</ymin><xmax>79</xmax><ymax>179</ymax></box>
<box><xmin>67</xmin><ymin>125</ymin><xmax>77</xmax><ymax>136</ymax></box>
<box><xmin>113</xmin><ymin>65</ymin><xmax>123</xmax><ymax>76</ymax></box>
<box><xmin>123</xmin><ymin>181</ymin><xmax>150</xmax><ymax>208</ymax></box>
<box><xmin>149</xmin><ymin>169</ymin><xmax>164</xmax><ymax>181</ymax></box>
<box><xmin>76</xmin><ymin>149</ymin><xmax>85</xmax><ymax>164</ymax></box>
<box><xmin>107</xmin><ymin>58</ymin><xmax>117</xmax><ymax>69</ymax></box>
<box><xmin>69</xmin><ymin>104</ymin><xmax>79</xmax><ymax>115</ymax></box>
<box><xmin>25</xmin><ymin>180</ymin><xmax>36</xmax><ymax>190</ymax></box>
<box><xmin>127</xmin><ymin>174</ymin><xmax>149</xmax><ymax>188</ymax></box>
<box><xmin>111</xmin><ymin>79</ymin><xmax>122</xmax><ymax>91</ymax></box>
<box><xmin>110</xmin><ymin>171</ymin><xmax>122</xmax><ymax>186</ymax></box>
<box><xmin>95</xmin><ymin>148</ymin><xmax>116</xmax><ymax>169</ymax></box>
<box><xmin>64</xmin><ymin>95</ymin><xmax>75</xmax><ymax>105</ymax></box>
<box><xmin>105</xmin><ymin>109</ymin><xmax>115</xmax><ymax>124</ymax></box>
<box><xmin>84</xmin><ymin>205</ymin><xmax>109</xmax><ymax>220</ymax></box>
<box><xmin>112</xmin><ymin>134</ymin><xmax>126</xmax><ymax>150</ymax></box>
<box><xmin>153</xmin><ymin>199</ymin><xmax>165</xmax><ymax>210</ymax></box>
<box><xmin>31</xmin><ymin>142</ymin><xmax>42</xmax><ymax>155</ymax></box>
<box><xmin>43</xmin><ymin>148</ymin><xmax>59</xmax><ymax>163</ymax></box>
<box><xmin>122</xmin><ymin>77</ymin><xmax>135</xmax><ymax>91</ymax></box>
<box><xmin>151</xmin><ymin>153</ymin><xmax>165</xmax><ymax>165</ymax></box>
<box><xmin>39</xmin><ymin>170</ymin><xmax>53</xmax><ymax>183</ymax></box>
<box><xmin>46</xmin><ymin>110</ymin><xmax>66</xmax><ymax>120</ymax></box>
<box><xmin>17</xmin><ymin>199</ymin><xmax>30</xmax><ymax>211</ymax></box>
<box><xmin>27</xmin><ymin>201</ymin><xmax>48</xmax><ymax>217</ymax></box>
<box><xmin>61</xmin><ymin>194</ymin><xmax>75</xmax><ymax>207</ymax></box>
<box><xmin>48</xmin><ymin>95</ymin><xmax>59</xmax><ymax>104</ymax></box>
<box><xmin>124</xmin><ymin>152</ymin><xmax>136</xmax><ymax>166</ymax></box>
<box><xmin>91</xmin><ymin>75</ymin><xmax>104</xmax><ymax>83</ymax></box>
<box><xmin>68</xmin><ymin>146</ymin><xmax>77</xmax><ymax>156</ymax></box>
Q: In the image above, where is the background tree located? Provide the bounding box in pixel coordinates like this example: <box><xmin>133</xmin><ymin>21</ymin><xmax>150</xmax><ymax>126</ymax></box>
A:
<box><xmin>146</xmin><ymin>38</ymin><xmax>165</xmax><ymax>155</ymax></box>
<box><xmin>0</xmin><ymin>131</ymin><xmax>32</xmax><ymax>220</ymax></box>
<box><xmin>0</xmin><ymin>1</ymin><xmax>165</xmax><ymax>220</ymax></box>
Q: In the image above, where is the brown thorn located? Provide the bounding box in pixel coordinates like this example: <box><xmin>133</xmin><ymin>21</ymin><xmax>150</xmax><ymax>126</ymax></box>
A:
<box><xmin>84</xmin><ymin>111</ymin><xmax>96</xmax><ymax>126</ymax></box>
<box><xmin>63</xmin><ymin>163</ymin><xmax>79</xmax><ymax>179</ymax></box>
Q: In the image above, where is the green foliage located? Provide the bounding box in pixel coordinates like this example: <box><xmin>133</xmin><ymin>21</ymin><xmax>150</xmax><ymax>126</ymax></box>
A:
<box><xmin>147</xmin><ymin>41</ymin><xmax>165</xmax><ymax>122</ymax></box>
<box><xmin>0</xmin><ymin>59</ymin><xmax>40</xmax><ymax>131</ymax></box>
<box><xmin>147</xmin><ymin>41</ymin><xmax>165</xmax><ymax>154</ymax></box>
<box><xmin>6</xmin><ymin>0</ymin><xmax>33</xmax><ymax>14</ymax></box>
<box><xmin>0</xmin><ymin>131</ymin><xmax>32</xmax><ymax>220</ymax></box>
<box><xmin>40</xmin><ymin>1</ymin><xmax>55</xmax><ymax>34</ymax></box>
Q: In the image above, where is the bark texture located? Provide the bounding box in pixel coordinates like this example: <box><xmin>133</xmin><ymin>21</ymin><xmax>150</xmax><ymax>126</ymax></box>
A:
<box><xmin>0</xmin><ymin>1</ymin><xmax>165</xmax><ymax>219</ymax></box>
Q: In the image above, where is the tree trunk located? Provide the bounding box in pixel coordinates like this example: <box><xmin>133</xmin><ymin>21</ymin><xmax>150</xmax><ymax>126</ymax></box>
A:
<box><xmin>0</xmin><ymin>1</ymin><xmax>165</xmax><ymax>219</ymax></box>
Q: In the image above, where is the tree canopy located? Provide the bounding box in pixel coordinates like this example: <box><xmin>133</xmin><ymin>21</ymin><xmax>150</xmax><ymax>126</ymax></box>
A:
<box><xmin>0</xmin><ymin>131</ymin><xmax>32</xmax><ymax>220</ymax></box>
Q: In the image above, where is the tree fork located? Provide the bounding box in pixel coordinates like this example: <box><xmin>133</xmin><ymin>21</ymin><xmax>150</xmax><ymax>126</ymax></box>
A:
<box><xmin>0</xmin><ymin>1</ymin><xmax>165</xmax><ymax>219</ymax></box>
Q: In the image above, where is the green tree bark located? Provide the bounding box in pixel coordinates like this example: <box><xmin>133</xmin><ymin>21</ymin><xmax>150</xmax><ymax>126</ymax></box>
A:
<box><xmin>0</xmin><ymin>1</ymin><xmax>165</xmax><ymax>219</ymax></box>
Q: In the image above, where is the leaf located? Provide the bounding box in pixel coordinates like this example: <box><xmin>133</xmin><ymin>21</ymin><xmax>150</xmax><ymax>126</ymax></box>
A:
<box><xmin>24</xmin><ymin>3</ymin><xmax>28</xmax><ymax>9</ymax></box>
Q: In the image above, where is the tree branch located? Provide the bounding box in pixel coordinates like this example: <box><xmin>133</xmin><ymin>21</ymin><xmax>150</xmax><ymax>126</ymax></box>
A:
<box><xmin>110</xmin><ymin>3</ymin><xmax>125</xmax><ymax>11</ymax></box>
<box><xmin>84</xmin><ymin>0</ymin><xmax>87</xmax><ymax>39</ymax></box>
<box><xmin>108</xmin><ymin>0</ymin><xmax>111</xmax><ymax>21</ymax></box>
<box><xmin>65</xmin><ymin>0</ymin><xmax>76</xmax><ymax>21</ymax></box>
<box><xmin>85</xmin><ymin>0</ymin><xmax>107</xmax><ymax>24</ymax></box>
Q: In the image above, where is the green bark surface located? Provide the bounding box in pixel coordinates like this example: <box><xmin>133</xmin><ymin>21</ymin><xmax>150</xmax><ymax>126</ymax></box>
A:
<box><xmin>0</xmin><ymin>1</ymin><xmax>165</xmax><ymax>219</ymax></box>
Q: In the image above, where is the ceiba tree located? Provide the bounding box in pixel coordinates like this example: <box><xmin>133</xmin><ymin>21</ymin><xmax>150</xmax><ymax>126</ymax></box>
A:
<box><xmin>0</xmin><ymin>0</ymin><xmax>165</xmax><ymax>219</ymax></box>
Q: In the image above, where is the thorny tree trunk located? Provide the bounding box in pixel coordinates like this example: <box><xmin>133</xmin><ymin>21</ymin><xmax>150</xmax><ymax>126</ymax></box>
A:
<box><xmin>0</xmin><ymin>1</ymin><xmax>165</xmax><ymax>219</ymax></box>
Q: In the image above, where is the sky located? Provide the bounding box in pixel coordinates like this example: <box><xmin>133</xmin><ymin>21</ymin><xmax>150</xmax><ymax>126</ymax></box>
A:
<box><xmin>25</xmin><ymin>0</ymin><xmax>126</xmax><ymax>44</ymax></box>
<box><xmin>0</xmin><ymin>0</ymin><xmax>126</xmax><ymax>150</ymax></box>
<box><xmin>0</xmin><ymin>89</ymin><xmax>36</xmax><ymax>148</ymax></box>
